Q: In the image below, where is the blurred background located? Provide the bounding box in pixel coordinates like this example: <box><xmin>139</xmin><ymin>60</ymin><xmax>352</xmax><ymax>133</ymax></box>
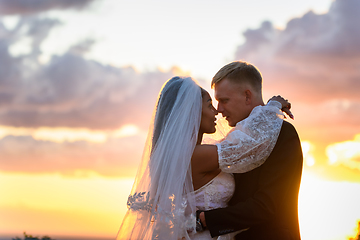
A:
<box><xmin>0</xmin><ymin>0</ymin><xmax>360</xmax><ymax>239</ymax></box>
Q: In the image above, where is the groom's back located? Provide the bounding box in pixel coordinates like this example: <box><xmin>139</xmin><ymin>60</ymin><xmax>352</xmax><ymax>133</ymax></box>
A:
<box><xmin>230</xmin><ymin>121</ymin><xmax>303</xmax><ymax>240</ymax></box>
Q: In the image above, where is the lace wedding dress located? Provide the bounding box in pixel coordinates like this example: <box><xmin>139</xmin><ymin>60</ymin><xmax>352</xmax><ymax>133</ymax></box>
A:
<box><xmin>191</xmin><ymin>171</ymin><xmax>237</xmax><ymax>240</ymax></box>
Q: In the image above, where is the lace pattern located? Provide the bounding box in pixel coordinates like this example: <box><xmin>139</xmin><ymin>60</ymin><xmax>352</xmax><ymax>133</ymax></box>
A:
<box><xmin>217</xmin><ymin>100</ymin><xmax>284</xmax><ymax>173</ymax></box>
<box><xmin>193</xmin><ymin>172</ymin><xmax>243</xmax><ymax>240</ymax></box>
<box><xmin>127</xmin><ymin>191</ymin><xmax>197</xmax><ymax>237</ymax></box>
<box><xmin>194</xmin><ymin>172</ymin><xmax>235</xmax><ymax>211</ymax></box>
<box><xmin>127</xmin><ymin>191</ymin><xmax>153</xmax><ymax>211</ymax></box>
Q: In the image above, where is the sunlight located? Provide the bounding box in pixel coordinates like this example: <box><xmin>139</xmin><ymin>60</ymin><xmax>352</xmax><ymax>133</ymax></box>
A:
<box><xmin>33</xmin><ymin>127</ymin><xmax>107</xmax><ymax>143</ymax></box>
<box><xmin>326</xmin><ymin>135</ymin><xmax>360</xmax><ymax>170</ymax></box>
<box><xmin>0</xmin><ymin>172</ymin><xmax>134</xmax><ymax>238</ymax></box>
<box><xmin>0</xmin><ymin>125</ymin><xmax>143</xmax><ymax>143</ymax></box>
<box><xmin>112</xmin><ymin>124</ymin><xmax>139</xmax><ymax>138</ymax></box>
<box><xmin>2</xmin><ymin>170</ymin><xmax>360</xmax><ymax>239</ymax></box>
<box><xmin>298</xmin><ymin>172</ymin><xmax>360</xmax><ymax>240</ymax></box>
<box><xmin>0</xmin><ymin>125</ymin><xmax>107</xmax><ymax>143</ymax></box>
<box><xmin>301</xmin><ymin>141</ymin><xmax>316</xmax><ymax>166</ymax></box>
<box><xmin>0</xmin><ymin>125</ymin><xmax>33</xmax><ymax>139</ymax></box>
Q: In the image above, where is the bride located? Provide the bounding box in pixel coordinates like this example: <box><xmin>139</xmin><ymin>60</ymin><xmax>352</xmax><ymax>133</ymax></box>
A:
<box><xmin>116</xmin><ymin>76</ymin><xmax>291</xmax><ymax>240</ymax></box>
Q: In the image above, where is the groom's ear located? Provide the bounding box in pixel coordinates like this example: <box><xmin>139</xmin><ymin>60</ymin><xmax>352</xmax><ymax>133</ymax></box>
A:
<box><xmin>244</xmin><ymin>89</ymin><xmax>252</xmax><ymax>105</ymax></box>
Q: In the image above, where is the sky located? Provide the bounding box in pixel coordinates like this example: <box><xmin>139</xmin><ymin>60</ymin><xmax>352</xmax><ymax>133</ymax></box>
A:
<box><xmin>0</xmin><ymin>0</ymin><xmax>360</xmax><ymax>239</ymax></box>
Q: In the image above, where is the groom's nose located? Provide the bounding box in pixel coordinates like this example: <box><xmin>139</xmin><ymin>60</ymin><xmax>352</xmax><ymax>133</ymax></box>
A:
<box><xmin>217</xmin><ymin>103</ymin><xmax>224</xmax><ymax>113</ymax></box>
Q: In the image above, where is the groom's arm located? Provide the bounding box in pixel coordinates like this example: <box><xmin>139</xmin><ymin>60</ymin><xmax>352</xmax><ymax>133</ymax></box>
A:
<box><xmin>203</xmin><ymin>122</ymin><xmax>303</xmax><ymax>237</ymax></box>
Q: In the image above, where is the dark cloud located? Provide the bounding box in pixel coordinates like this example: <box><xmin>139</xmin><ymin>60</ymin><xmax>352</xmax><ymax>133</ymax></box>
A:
<box><xmin>0</xmin><ymin>0</ymin><xmax>94</xmax><ymax>15</ymax></box>
<box><xmin>237</xmin><ymin>0</ymin><xmax>360</xmax><ymax>62</ymax></box>
<box><xmin>2</xmin><ymin>53</ymin><xmax>172</xmax><ymax>130</ymax></box>
<box><xmin>0</xmin><ymin>16</ymin><xmax>60</xmax><ymax>103</ymax></box>
<box><xmin>236</xmin><ymin>0</ymin><xmax>360</xmax><ymax>97</ymax></box>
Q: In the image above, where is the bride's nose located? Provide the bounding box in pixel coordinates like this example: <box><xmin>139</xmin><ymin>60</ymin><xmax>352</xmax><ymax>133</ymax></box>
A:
<box><xmin>212</xmin><ymin>107</ymin><xmax>218</xmax><ymax>115</ymax></box>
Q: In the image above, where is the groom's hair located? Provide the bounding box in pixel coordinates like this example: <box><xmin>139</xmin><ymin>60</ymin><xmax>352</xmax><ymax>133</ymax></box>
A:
<box><xmin>211</xmin><ymin>61</ymin><xmax>262</xmax><ymax>94</ymax></box>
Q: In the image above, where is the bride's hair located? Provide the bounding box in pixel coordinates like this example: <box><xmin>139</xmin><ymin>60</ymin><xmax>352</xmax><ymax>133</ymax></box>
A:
<box><xmin>152</xmin><ymin>76</ymin><xmax>184</xmax><ymax>147</ymax></box>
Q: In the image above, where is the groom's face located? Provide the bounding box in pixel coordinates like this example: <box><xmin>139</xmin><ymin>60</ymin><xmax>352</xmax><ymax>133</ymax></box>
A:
<box><xmin>214</xmin><ymin>78</ymin><xmax>250</xmax><ymax>127</ymax></box>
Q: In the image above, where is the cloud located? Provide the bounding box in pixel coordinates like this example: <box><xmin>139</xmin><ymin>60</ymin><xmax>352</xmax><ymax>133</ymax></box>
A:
<box><xmin>0</xmin><ymin>16</ymin><xmax>179</xmax><ymax>130</ymax></box>
<box><xmin>0</xmin><ymin>0</ymin><xmax>94</xmax><ymax>15</ymax></box>
<box><xmin>0</xmin><ymin>14</ymin><xmax>204</xmax><ymax>177</ymax></box>
<box><xmin>236</xmin><ymin>0</ymin><xmax>360</xmax><ymax>100</ymax></box>
<box><xmin>0</xmin><ymin>134</ymin><xmax>145</xmax><ymax>177</ymax></box>
<box><xmin>1</xmin><ymin>53</ymin><xmax>172</xmax><ymax>130</ymax></box>
<box><xmin>233</xmin><ymin>0</ymin><xmax>360</xmax><ymax>143</ymax></box>
<box><xmin>3</xmin><ymin>0</ymin><xmax>359</xmax><ymax>178</ymax></box>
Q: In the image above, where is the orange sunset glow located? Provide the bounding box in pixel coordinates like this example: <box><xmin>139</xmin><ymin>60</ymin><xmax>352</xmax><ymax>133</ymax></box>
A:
<box><xmin>1</xmin><ymin>0</ymin><xmax>360</xmax><ymax>240</ymax></box>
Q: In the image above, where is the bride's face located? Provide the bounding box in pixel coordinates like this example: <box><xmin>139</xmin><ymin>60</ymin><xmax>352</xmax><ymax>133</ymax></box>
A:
<box><xmin>199</xmin><ymin>91</ymin><xmax>218</xmax><ymax>134</ymax></box>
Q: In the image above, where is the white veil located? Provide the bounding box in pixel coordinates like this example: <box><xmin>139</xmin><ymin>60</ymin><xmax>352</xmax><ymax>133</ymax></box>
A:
<box><xmin>117</xmin><ymin>77</ymin><xmax>202</xmax><ymax>240</ymax></box>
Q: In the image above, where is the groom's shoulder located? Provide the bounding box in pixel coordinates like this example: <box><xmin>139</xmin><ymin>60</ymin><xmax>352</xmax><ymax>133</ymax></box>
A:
<box><xmin>280</xmin><ymin>120</ymin><xmax>300</xmax><ymax>140</ymax></box>
<box><xmin>281</xmin><ymin>120</ymin><xmax>297</xmax><ymax>132</ymax></box>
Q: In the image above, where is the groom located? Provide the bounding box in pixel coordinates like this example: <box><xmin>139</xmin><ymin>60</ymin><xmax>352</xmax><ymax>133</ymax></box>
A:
<box><xmin>198</xmin><ymin>61</ymin><xmax>303</xmax><ymax>240</ymax></box>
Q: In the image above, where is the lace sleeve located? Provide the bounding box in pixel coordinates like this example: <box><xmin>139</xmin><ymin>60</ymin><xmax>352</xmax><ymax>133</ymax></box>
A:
<box><xmin>216</xmin><ymin>100</ymin><xmax>284</xmax><ymax>173</ymax></box>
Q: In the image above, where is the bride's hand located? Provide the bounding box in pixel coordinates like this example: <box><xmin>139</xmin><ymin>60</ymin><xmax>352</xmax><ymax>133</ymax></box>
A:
<box><xmin>268</xmin><ymin>95</ymin><xmax>294</xmax><ymax>119</ymax></box>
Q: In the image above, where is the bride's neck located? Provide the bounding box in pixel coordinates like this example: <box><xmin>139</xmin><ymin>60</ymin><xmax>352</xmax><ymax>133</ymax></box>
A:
<box><xmin>196</xmin><ymin>132</ymin><xmax>204</xmax><ymax>145</ymax></box>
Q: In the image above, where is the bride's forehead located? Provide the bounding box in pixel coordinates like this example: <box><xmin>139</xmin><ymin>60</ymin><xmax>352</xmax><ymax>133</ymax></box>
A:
<box><xmin>204</xmin><ymin>92</ymin><xmax>211</xmax><ymax>98</ymax></box>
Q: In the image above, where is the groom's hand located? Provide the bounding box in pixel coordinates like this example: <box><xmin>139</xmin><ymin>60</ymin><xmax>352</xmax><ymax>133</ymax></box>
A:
<box><xmin>196</xmin><ymin>210</ymin><xmax>207</xmax><ymax>232</ymax></box>
<box><xmin>200</xmin><ymin>212</ymin><xmax>207</xmax><ymax>227</ymax></box>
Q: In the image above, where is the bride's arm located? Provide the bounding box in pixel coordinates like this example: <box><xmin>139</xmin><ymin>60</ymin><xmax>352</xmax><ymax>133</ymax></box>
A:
<box><xmin>192</xmin><ymin>97</ymin><xmax>291</xmax><ymax>174</ymax></box>
<box><xmin>191</xmin><ymin>144</ymin><xmax>219</xmax><ymax>173</ymax></box>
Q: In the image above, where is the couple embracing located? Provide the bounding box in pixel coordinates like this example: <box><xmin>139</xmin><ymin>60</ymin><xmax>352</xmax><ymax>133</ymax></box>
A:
<box><xmin>117</xmin><ymin>61</ymin><xmax>303</xmax><ymax>240</ymax></box>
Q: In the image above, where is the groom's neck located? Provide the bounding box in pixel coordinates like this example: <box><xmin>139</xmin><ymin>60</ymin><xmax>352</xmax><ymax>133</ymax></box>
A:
<box><xmin>252</xmin><ymin>94</ymin><xmax>265</xmax><ymax>107</ymax></box>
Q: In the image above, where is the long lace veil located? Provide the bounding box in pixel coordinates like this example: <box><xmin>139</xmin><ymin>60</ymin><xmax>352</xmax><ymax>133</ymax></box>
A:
<box><xmin>117</xmin><ymin>77</ymin><xmax>202</xmax><ymax>240</ymax></box>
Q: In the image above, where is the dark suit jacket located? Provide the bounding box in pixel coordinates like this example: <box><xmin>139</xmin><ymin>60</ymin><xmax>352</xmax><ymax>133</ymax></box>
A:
<box><xmin>205</xmin><ymin>121</ymin><xmax>303</xmax><ymax>240</ymax></box>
